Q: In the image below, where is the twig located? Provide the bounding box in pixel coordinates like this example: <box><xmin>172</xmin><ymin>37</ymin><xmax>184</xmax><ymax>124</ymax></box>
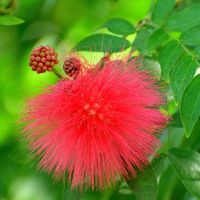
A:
<box><xmin>52</xmin><ymin>68</ymin><xmax>63</xmax><ymax>79</ymax></box>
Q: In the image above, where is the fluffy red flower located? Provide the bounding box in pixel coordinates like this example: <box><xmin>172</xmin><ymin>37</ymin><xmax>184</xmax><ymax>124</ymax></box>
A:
<box><xmin>22</xmin><ymin>58</ymin><xmax>167</xmax><ymax>189</ymax></box>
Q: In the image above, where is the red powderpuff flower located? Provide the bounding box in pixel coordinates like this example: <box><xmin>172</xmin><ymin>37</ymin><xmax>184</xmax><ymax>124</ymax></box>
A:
<box><xmin>22</xmin><ymin>58</ymin><xmax>167</xmax><ymax>190</ymax></box>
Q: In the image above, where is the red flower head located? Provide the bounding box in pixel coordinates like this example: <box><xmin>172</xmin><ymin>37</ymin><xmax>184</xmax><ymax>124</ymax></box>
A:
<box><xmin>22</xmin><ymin>57</ymin><xmax>167</xmax><ymax>190</ymax></box>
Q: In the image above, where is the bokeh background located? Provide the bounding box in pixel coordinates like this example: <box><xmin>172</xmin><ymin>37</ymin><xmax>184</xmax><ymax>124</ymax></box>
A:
<box><xmin>0</xmin><ymin>0</ymin><xmax>152</xmax><ymax>199</ymax></box>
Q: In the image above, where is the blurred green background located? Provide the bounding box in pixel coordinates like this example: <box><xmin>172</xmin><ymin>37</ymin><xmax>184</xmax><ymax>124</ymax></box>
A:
<box><xmin>0</xmin><ymin>0</ymin><xmax>152</xmax><ymax>199</ymax></box>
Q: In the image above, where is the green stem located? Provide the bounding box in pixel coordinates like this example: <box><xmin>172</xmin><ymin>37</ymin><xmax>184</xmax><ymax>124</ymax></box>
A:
<box><xmin>0</xmin><ymin>0</ymin><xmax>16</xmax><ymax>14</ymax></box>
<box><xmin>143</xmin><ymin>20</ymin><xmax>198</xmax><ymax>62</ymax></box>
<box><xmin>97</xmin><ymin>52</ymin><xmax>111</xmax><ymax>69</ymax></box>
<box><xmin>52</xmin><ymin>68</ymin><xmax>63</xmax><ymax>79</ymax></box>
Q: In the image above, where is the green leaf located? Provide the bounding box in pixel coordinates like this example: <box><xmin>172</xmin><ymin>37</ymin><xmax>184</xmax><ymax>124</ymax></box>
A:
<box><xmin>152</xmin><ymin>0</ymin><xmax>175</xmax><ymax>25</ymax></box>
<box><xmin>0</xmin><ymin>14</ymin><xmax>24</xmax><ymax>26</ymax></box>
<box><xmin>133</xmin><ymin>25</ymin><xmax>155</xmax><ymax>56</ymax></box>
<box><xmin>101</xmin><ymin>18</ymin><xmax>135</xmax><ymax>36</ymax></box>
<box><xmin>183</xmin><ymin>119</ymin><xmax>200</xmax><ymax>152</ymax></box>
<box><xmin>127</xmin><ymin>165</ymin><xmax>158</xmax><ymax>200</ymax></box>
<box><xmin>170</xmin><ymin>54</ymin><xmax>197</xmax><ymax>102</ymax></box>
<box><xmin>147</xmin><ymin>29</ymin><xmax>169</xmax><ymax>51</ymax></box>
<box><xmin>193</xmin><ymin>46</ymin><xmax>200</xmax><ymax>60</ymax></box>
<box><xmin>181</xmin><ymin>25</ymin><xmax>200</xmax><ymax>47</ymax></box>
<box><xmin>22</xmin><ymin>21</ymin><xmax>61</xmax><ymax>40</ymax></box>
<box><xmin>73</xmin><ymin>33</ymin><xmax>131</xmax><ymax>53</ymax></box>
<box><xmin>141</xmin><ymin>57</ymin><xmax>161</xmax><ymax>79</ymax></box>
<box><xmin>180</xmin><ymin>75</ymin><xmax>200</xmax><ymax>137</ymax></box>
<box><xmin>166</xmin><ymin>3</ymin><xmax>200</xmax><ymax>32</ymax></box>
<box><xmin>158</xmin><ymin>40</ymin><xmax>183</xmax><ymax>80</ymax></box>
<box><xmin>168</xmin><ymin>148</ymin><xmax>200</xmax><ymax>199</ymax></box>
<box><xmin>170</xmin><ymin>112</ymin><xmax>183</xmax><ymax>127</ymax></box>
<box><xmin>63</xmin><ymin>188</ymin><xmax>82</xmax><ymax>200</ymax></box>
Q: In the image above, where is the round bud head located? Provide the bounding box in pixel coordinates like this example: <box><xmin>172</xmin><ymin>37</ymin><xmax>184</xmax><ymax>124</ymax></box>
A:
<box><xmin>63</xmin><ymin>56</ymin><xmax>82</xmax><ymax>79</ymax></box>
<box><xmin>29</xmin><ymin>45</ymin><xmax>59</xmax><ymax>74</ymax></box>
